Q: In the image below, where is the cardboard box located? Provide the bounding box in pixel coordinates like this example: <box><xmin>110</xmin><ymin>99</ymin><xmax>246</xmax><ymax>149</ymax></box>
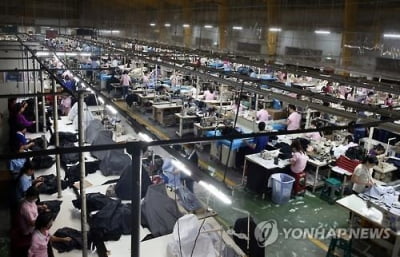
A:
<box><xmin>267</xmin><ymin>108</ymin><xmax>287</xmax><ymax>120</ymax></box>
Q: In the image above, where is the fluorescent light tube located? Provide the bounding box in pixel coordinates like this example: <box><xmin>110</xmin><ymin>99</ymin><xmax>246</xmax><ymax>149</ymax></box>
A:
<box><xmin>171</xmin><ymin>159</ymin><xmax>192</xmax><ymax>176</ymax></box>
<box><xmin>232</xmin><ymin>26</ymin><xmax>243</xmax><ymax>30</ymax></box>
<box><xmin>164</xmin><ymin>23</ymin><xmax>171</xmax><ymax>27</ymax></box>
<box><xmin>106</xmin><ymin>105</ymin><xmax>117</xmax><ymax>114</ymax></box>
<box><xmin>36</xmin><ymin>51</ymin><xmax>50</xmax><ymax>56</ymax></box>
<box><xmin>384</xmin><ymin>33</ymin><xmax>400</xmax><ymax>39</ymax></box>
<box><xmin>138</xmin><ymin>132</ymin><xmax>153</xmax><ymax>142</ymax></box>
<box><xmin>204</xmin><ymin>25</ymin><xmax>213</xmax><ymax>29</ymax></box>
<box><xmin>183</xmin><ymin>24</ymin><xmax>190</xmax><ymax>28</ymax></box>
<box><xmin>150</xmin><ymin>23</ymin><xmax>156</xmax><ymax>27</ymax></box>
<box><xmin>199</xmin><ymin>181</ymin><xmax>232</xmax><ymax>205</ymax></box>
<box><xmin>315</xmin><ymin>30</ymin><xmax>330</xmax><ymax>34</ymax></box>
<box><xmin>269</xmin><ymin>27</ymin><xmax>282</xmax><ymax>32</ymax></box>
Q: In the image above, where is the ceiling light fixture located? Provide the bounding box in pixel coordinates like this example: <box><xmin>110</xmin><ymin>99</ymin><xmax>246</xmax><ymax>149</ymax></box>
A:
<box><xmin>232</xmin><ymin>26</ymin><xmax>243</xmax><ymax>30</ymax></box>
<box><xmin>315</xmin><ymin>30</ymin><xmax>331</xmax><ymax>34</ymax></box>
<box><xmin>383</xmin><ymin>33</ymin><xmax>400</xmax><ymax>39</ymax></box>
<box><xmin>269</xmin><ymin>27</ymin><xmax>282</xmax><ymax>32</ymax></box>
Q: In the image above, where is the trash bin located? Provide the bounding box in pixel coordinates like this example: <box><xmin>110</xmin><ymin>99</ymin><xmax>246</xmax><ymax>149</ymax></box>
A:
<box><xmin>271</xmin><ymin>173</ymin><xmax>295</xmax><ymax>204</ymax></box>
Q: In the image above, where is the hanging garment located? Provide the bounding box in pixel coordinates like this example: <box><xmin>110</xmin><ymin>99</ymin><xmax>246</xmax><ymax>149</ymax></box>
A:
<box><xmin>37</xmin><ymin>174</ymin><xmax>68</xmax><ymax>194</ymax></box>
<box><xmin>91</xmin><ymin>130</ymin><xmax>120</xmax><ymax>160</ymax></box>
<box><xmin>114</xmin><ymin>164</ymin><xmax>152</xmax><ymax>200</ymax></box>
<box><xmin>141</xmin><ymin>184</ymin><xmax>182</xmax><ymax>237</ymax></box>
<box><xmin>85</xmin><ymin>119</ymin><xmax>104</xmax><ymax>145</ymax></box>
<box><xmin>52</xmin><ymin>227</ymin><xmax>83</xmax><ymax>253</ymax></box>
<box><xmin>167</xmin><ymin>214</ymin><xmax>222</xmax><ymax>257</ymax></box>
<box><xmin>175</xmin><ymin>186</ymin><xmax>203</xmax><ymax>212</ymax></box>
<box><xmin>99</xmin><ymin>151</ymin><xmax>131</xmax><ymax>176</ymax></box>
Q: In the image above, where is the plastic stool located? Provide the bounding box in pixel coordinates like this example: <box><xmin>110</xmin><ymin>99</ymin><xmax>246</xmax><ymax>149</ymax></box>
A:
<box><xmin>320</xmin><ymin>178</ymin><xmax>342</xmax><ymax>204</ymax></box>
<box><xmin>290</xmin><ymin>171</ymin><xmax>306</xmax><ymax>196</ymax></box>
<box><xmin>326</xmin><ymin>231</ymin><xmax>352</xmax><ymax>257</ymax></box>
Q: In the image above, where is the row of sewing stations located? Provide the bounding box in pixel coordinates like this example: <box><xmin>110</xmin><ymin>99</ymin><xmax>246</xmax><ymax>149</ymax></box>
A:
<box><xmin>94</xmin><ymin>55</ymin><xmax>400</xmax><ymax>256</ymax></box>
<box><xmin>34</xmin><ymin>35</ymin><xmax>400</xmax><ymax>256</ymax></box>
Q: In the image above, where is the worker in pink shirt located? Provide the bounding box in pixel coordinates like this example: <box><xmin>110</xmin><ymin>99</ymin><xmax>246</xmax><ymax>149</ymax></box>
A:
<box><xmin>256</xmin><ymin>108</ymin><xmax>269</xmax><ymax>122</ymax></box>
<box><xmin>286</xmin><ymin>104</ymin><xmax>301</xmax><ymax>130</ymax></box>
<box><xmin>289</xmin><ymin>140</ymin><xmax>309</xmax><ymax>173</ymax></box>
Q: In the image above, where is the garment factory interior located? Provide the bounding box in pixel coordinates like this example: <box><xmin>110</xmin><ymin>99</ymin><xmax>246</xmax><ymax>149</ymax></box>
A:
<box><xmin>1</xmin><ymin>1</ymin><xmax>400</xmax><ymax>257</ymax></box>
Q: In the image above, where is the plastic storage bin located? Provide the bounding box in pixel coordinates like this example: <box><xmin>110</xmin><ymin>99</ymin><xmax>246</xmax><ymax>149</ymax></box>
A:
<box><xmin>271</xmin><ymin>173</ymin><xmax>295</xmax><ymax>204</ymax></box>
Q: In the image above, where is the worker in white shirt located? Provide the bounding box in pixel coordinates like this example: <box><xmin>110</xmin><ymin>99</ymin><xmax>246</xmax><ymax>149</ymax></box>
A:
<box><xmin>256</xmin><ymin>108</ymin><xmax>269</xmax><ymax>123</ymax></box>
<box><xmin>203</xmin><ymin>88</ymin><xmax>216</xmax><ymax>100</ymax></box>
<box><xmin>351</xmin><ymin>155</ymin><xmax>378</xmax><ymax>193</ymax></box>
<box><xmin>286</xmin><ymin>104</ymin><xmax>301</xmax><ymax>130</ymax></box>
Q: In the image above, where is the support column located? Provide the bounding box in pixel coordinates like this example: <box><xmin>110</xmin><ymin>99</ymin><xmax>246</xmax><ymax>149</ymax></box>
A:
<box><xmin>218</xmin><ymin>0</ymin><xmax>228</xmax><ymax>51</ymax></box>
<box><xmin>341</xmin><ymin>0</ymin><xmax>359</xmax><ymax>67</ymax></box>
<box><xmin>40</xmin><ymin>68</ymin><xmax>46</xmax><ymax>133</ymax></box>
<box><xmin>127</xmin><ymin>142</ymin><xmax>143</xmax><ymax>257</ymax></box>
<box><xmin>33</xmin><ymin>59</ymin><xmax>39</xmax><ymax>132</ymax></box>
<box><xmin>52</xmin><ymin>78</ymin><xmax>62</xmax><ymax>198</ymax></box>
<box><xmin>78</xmin><ymin>91</ymin><xmax>88</xmax><ymax>257</ymax></box>
<box><xmin>265</xmin><ymin>0</ymin><xmax>280</xmax><ymax>59</ymax></box>
<box><xmin>182</xmin><ymin>0</ymin><xmax>192</xmax><ymax>48</ymax></box>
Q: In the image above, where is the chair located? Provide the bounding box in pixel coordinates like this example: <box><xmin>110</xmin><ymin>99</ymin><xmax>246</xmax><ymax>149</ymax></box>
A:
<box><xmin>328</xmin><ymin>155</ymin><xmax>360</xmax><ymax>197</ymax></box>
<box><xmin>326</xmin><ymin>230</ymin><xmax>352</xmax><ymax>257</ymax></box>
<box><xmin>290</xmin><ymin>171</ymin><xmax>306</xmax><ymax>196</ymax></box>
<box><xmin>320</xmin><ymin>178</ymin><xmax>342</xmax><ymax>204</ymax></box>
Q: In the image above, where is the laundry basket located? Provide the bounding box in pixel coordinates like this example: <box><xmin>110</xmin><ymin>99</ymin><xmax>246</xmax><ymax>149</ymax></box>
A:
<box><xmin>271</xmin><ymin>173</ymin><xmax>295</xmax><ymax>204</ymax></box>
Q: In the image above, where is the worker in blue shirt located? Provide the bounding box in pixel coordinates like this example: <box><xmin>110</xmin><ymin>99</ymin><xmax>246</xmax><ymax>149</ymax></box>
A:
<box><xmin>15</xmin><ymin>161</ymin><xmax>43</xmax><ymax>202</ymax></box>
<box><xmin>236</xmin><ymin>122</ymin><xmax>269</xmax><ymax>168</ymax></box>
<box><xmin>244</xmin><ymin>122</ymin><xmax>269</xmax><ymax>152</ymax></box>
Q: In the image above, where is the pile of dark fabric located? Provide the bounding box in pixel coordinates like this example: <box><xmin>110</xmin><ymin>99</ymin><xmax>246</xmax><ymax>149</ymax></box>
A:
<box><xmin>345</xmin><ymin>146</ymin><xmax>366</xmax><ymax>161</ymax></box>
<box><xmin>37</xmin><ymin>174</ymin><xmax>68</xmax><ymax>194</ymax></box>
<box><xmin>53</xmin><ymin>227</ymin><xmax>84</xmax><ymax>253</ymax></box>
<box><xmin>31</xmin><ymin>155</ymin><xmax>55</xmax><ymax>170</ymax></box>
<box><xmin>50</xmin><ymin>132</ymin><xmax>78</xmax><ymax>146</ymax></box>
<box><xmin>40</xmin><ymin>200</ymin><xmax>62</xmax><ymax>219</ymax></box>
<box><xmin>72</xmin><ymin>193</ymin><xmax>114</xmax><ymax>213</ymax></box>
<box><xmin>64</xmin><ymin>160</ymin><xmax>100</xmax><ymax>186</ymax></box>
<box><xmin>73</xmin><ymin>193</ymin><xmax>132</xmax><ymax>241</ymax></box>
<box><xmin>141</xmin><ymin>184</ymin><xmax>182</xmax><ymax>237</ymax></box>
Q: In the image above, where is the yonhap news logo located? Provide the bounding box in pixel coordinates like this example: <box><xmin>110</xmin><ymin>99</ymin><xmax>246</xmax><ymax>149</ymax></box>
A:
<box><xmin>255</xmin><ymin>220</ymin><xmax>279</xmax><ymax>247</ymax></box>
<box><xmin>252</xmin><ymin>219</ymin><xmax>391</xmax><ymax>247</ymax></box>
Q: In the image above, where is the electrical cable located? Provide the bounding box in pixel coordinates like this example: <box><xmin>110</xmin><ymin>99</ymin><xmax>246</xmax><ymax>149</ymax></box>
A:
<box><xmin>190</xmin><ymin>218</ymin><xmax>207</xmax><ymax>257</ymax></box>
